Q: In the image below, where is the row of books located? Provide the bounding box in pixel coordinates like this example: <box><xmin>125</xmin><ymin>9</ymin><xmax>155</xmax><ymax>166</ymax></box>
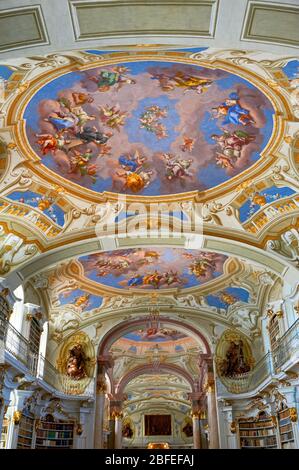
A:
<box><xmin>281</xmin><ymin>432</ymin><xmax>294</xmax><ymax>443</ymax></box>
<box><xmin>239</xmin><ymin>421</ymin><xmax>273</xmax><ymax>429</ymax></box>
<box><xmin>35</xmin><ymin>439</ymin><xmax>73</xmax><ymax>447</ymax></box>
<box><xmin>240</xmin><ymin>437</ymin><xmax>277</xmax><ymax>447</ymax></box>
<box><xmin>239</xmin><ymin>429</ymin><xmax>275</xmax><ymax>437</ymax></box>
<box><xmin>36</xmin><ymin>430</ymin><xmax>73</xmax><ymax>439</ymax></box>
<box><xmin>38</xmin><ymin>422</ymin><xmax>73</xmax><ymax>431</ymax></box>
<box><xmin>279</xmin><ymin>423</ymin><xmax>292</xmax><ymax>433</ymax></box>
<box><xmin>278</xmin><ymin>410</ymin><xmax>290</xmax><ymax>420</ymax></box>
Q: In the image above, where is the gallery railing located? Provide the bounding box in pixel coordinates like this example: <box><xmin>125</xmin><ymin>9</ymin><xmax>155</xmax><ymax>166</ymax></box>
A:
<box><xmin>5</xmin><ymin>323</ymin><xmax>38</xmax><ymax>376</ymax></box>
<box><xmin>37</xmin><ymin>354</ymin><xmax>95</xmax><ymax>397</ymax></box>
<box><xmin>4</xmin><ymin>325</ymin><xmax>94</xmax><ymax>398</ymax></box>
<box><xmin>217</xmin><ymin>352</ymin><xmax>274</xmax><ymax>394</ymax></box>
<box><xmin>272</xmin><ymin>318</ymin><xmax>299</xmax><ymax>371</ymax></box>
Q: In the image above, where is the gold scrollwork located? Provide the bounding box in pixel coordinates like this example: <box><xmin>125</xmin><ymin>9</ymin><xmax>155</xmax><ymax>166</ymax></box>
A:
<box><xmin>13</xmin><ymin>410</ymin><xmax>22</xmax><ymax>425</ymax></box>
<box><xmin>230</xmin><ymin>421</ymin><xmax>236</xmax><ymax>434</ymax></box>
<box><xmin>289</xmin><ymin>408</ymin><xmax>298</xmax><ymax>423</ymax></box>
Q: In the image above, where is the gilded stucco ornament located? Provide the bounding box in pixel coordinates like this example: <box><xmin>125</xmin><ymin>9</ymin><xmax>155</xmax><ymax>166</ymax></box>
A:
<box><xmin>56</xmin><ymin>331</ymin><xmax>96</xmax><ymax>395</ymax></box>
<box><xmin>289</xmin><ymin>407</ymin><xmax>298</xmax><ymax>423</ymax></box>
<box><xmin>13</xmin><ymin>410</ymin><xmax>22</xmax><ymax>425</ymax></box>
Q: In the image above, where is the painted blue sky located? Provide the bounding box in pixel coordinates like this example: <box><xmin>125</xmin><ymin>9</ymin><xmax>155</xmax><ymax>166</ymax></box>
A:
<box><xmin>239</xmin><ymin>186</ymin><xmax>295</xmax><ymax>222</ymax></box>
<box><xmin>59</xmin><ymin>288</ymin><xmax>103</xmax><ymax>311</ymax></box>
<box><xmin>79</xmin><ymin>248</ymin><xmax>227</xmax><ymax>290</ymax></box>
<box><xmin>206</xmin><ymin>287</ymin><xmax>250</xmax><ymax>310</ymax></box>
<box><xmin>7</xmin><ymin>190</ymin><xmax>65</xmax><ymax>226</ymax></box>
<box><xmin>24</xmin><ymin>59</ymin><xmax>275</xmax><ymax>196</ymax></box>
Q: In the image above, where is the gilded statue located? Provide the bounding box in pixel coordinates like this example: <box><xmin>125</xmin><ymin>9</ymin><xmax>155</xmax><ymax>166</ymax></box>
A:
<box><xmin>220</xmin><ymin>339</ymin><xmax>251</xmax><ymax>377</ymax></box>
<box><xmin>66</xmin><ymin>344</ymin><xmax>87</xmax><ymax>380</ymax></box>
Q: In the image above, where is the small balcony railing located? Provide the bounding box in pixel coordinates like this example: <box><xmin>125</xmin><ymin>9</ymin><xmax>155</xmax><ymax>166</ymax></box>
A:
<box><xmin>4</xmin><ymin>325</ymin><xmax>94</xmax><ymax>397</ymax></box>
<box><xmin>272</xmin><ymin>318</ymin><xmax>299</xmax><ymax>371</ymax></box>
<box><xmin>218</xmin><ymin>352</ymin><xmax>274</xmax><ymax>394</ymax></box>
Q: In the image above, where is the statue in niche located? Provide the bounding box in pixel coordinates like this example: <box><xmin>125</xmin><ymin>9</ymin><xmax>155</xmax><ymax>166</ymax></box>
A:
<box><xmin>182</xmin><ymin>421</ymin><xmax>193</xmax><ymax>437</ymax></box>
<box><xmin>122</xmin><ymin>421</ymin><xmax>134</xmax><ymax>438</ymax></box>
<box><xmin>66</xmin><ymin>344</ymin><xmax>87</xmax><ymax>380</ymax></box>
<box><xmin>220</xmin><ymin>339</ymin><xmax>251</xmax><ymax>377</ymax></box>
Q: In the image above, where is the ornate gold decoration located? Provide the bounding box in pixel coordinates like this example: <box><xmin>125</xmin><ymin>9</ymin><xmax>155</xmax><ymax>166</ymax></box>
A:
<box><xmin>192</xmin><ymin>411</ymin><xmax>200</xmax><ymax>419</ymax></box>
<box><xmin>76</xmin><ymin>423</ymin><xmax>83</xmax><ymax>435</ymax></box>
<box><xmin>215</xmin><ymin>330</ymin><xmax>255</xmax><ymax>392</ymax></box>
<box><xmin>289</xmin><ymin>407</ymin><xmax>298</xmax><ymax>423</ymax></box>
<box><xmin>284</xmin><ymin>136</ymin><xmax>293</xmax><ymax>144</ymax></box>
<box><xmin>13</xmin><ymin>411</ymin><xmax>22</xmax><ymax>425</ymax></box>
<box><xmin>96</xmin><ymin>379</ymin><xmax>107</xmax><ymax>394</ymax></box>
<box><xmin>271</xmin><ymin>415</ymin><xmax>277</xmax><ymax>427</ymax></box>
<box><xmin>56</xmin><ymin>331</ymin><xmax>95</xmax><ymax>395</ymax></box>
<box><xmin>111</xmin><ymin>410</ymin><xmax>123</xmax><ymax>420</ymax></box>
<box><xmin>230</xmin><ymin>421</ymin><xmax>236</xmax><ymax>433</ymax></box>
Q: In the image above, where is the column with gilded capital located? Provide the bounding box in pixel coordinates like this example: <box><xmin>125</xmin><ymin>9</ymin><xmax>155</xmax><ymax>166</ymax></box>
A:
<box><xmin>109</xmin><ymin>394</ymin><xmax>125</xmax><ymax>449</ymax></box>
<box><xmin>206</xmin><ymin>380</ymin><xmax>219</xmax><ymax>448</ymax></box>
<box><xmin>192</xmin><ymin>411</ymin><xmax>201</xmax><ymax>449</ymax></box>
<box><xmin>94</xmin><ymin>356</ymin><xmax>113</xmax><ymax>449</ymax></box>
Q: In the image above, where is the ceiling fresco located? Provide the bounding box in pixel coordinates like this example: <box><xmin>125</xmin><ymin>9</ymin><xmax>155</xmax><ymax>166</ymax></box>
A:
<box><xmin>123</xmin><ymin>330</ymin><xmax>187</xmax><ymax>343</ymax></box>
<box><xmin>78</xmin><ymin>248</ymin><xmax>228</xmax><ymax>290</ymax></box>
<box><xmin>24</xmin><ymin>59</ymin><xmax>274</xmax><ymax>196</ymax></box>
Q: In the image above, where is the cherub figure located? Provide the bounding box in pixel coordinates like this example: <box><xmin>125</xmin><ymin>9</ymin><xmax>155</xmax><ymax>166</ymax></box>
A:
<box><xmin>117</xmin><ymin>151</ymin><xmax>153</xmax><ymax>192</ymax></box>
<box><xmin>163</xmin><ymin>153</ymin><xmax>193</xmax><ymax>180</ymax></box>
<box><xmin>69</xmin><ymin>149</ymin><xmax>97</xmax><ymax>183</ymax></box>
<box><xmin>35</xmin><ymin>132</ymin><xmax>70</xmax><ymax>155</ymax></box>
<box><xmin>99</xmin><ymin>104</ymin><xmax>128</xmax><ymax>131</ymax></box>
<box><xmin>181</xmin><ymin>136</ymin><xmax>195</xmax><ymax>152</ymax></box>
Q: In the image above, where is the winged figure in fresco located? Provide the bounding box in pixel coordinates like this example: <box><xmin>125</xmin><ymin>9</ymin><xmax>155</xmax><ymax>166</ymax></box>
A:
<box><xmin>180</xmin><ymin>136</ymin><xmax>195</xmax><ymax>152</ymax></box>
<box><xmin>89</xmin><ymin>66</ymin><xmax>136</xmax><ymax>92</ymax></box>
<box><xmin>215</xmin><ymin>154</ymin><xmax>235</xmax><ymax>170</ymax></box>
<box><xmin>99</xmin><ymin>104</ymin><xmax>128</xmax><ymax>131</ymax></box>
<box><xmin>162</xmin><ymin>153</ymin><xmax>193</xmax><ymax>181</ymax></box>
<box><xmin>57</xmin><ymin>97</ymin><xmax>96</xmax><ymax>131</ymax></box>
<box><xmin>140</xmin><ymin>105</ymin><xmax>168</xmax><ymax>139</ymax></box>
<box><xmin>68</xmin><ymin>149</ymin><xmax>98</xmax><ymax>183</ymax></box>
<box><xmin>211</xmin><ymin>129</ymin><xmax>255</xmax><ymax>160</ymax></box>
<box><xmin>35</xmin><ymin>132</ymin><xmax>71</xmax><ymax>155</ymax></box>
<box><xmin>211</xmin><ymin>92</ymin><xmax>255</xmax><ymax>126</ymax></box>
<box><xmin>117</xmin><ymin>150</ymin><xmax>153</xmax><ymax>192</ymax></box>
<box><xmin>189</xmin><ymin>257</ymin><xmax>216</xmax><ymax>278</ymax></box>
<box><xmin>151</xmin><ymin>71</ymin><xmax>213</xmax><ymax>94</ymax></box>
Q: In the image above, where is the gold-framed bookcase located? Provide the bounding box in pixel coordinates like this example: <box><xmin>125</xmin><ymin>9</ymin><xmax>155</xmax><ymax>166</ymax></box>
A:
<box><xmin>35</xmin><ymin>414</ymin><xmax>74</xmax><ymax>449</ymax></box>
<box><xmin>237</xmin><ymin>411</ymin><xmax>278</xmax><ymax>449</ymax></box>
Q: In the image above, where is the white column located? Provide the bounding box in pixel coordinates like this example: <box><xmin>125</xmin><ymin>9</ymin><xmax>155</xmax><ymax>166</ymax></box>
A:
<box><xmin>192</xmin><ymin>412</ymin><xmax>201</xmax><ymax>449</ymax></box>
<box><xmin>115</xmin><ymin>414</ymin><xmax>123</xmax><ymax>449</ymax></box>
<box><xmin>207</xmin><ymin>383</ymin><xmax>220</xmax><ymax>448</ymax></box>
<box><xmin>94</xmin><ymin>392</ymin><xmax>106</xmax><ymax>448</ymax></box>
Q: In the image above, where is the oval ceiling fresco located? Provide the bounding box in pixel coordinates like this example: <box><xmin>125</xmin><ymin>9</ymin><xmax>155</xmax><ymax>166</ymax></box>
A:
<box><xmin>78</xmin><ymin>248</ymin><xmax>228</xmax><ymax>290</ymax></box>
<box><xmin>24</xmin><ymin>59</ymin><xmax>274</xmax><ymax>196</ymax></box>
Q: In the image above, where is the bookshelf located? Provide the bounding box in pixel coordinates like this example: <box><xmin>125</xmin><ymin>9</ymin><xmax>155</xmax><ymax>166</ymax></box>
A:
<box><xmin>278</xmin><ymin>406</ymin><xmax>295</xmax><ymax>449</ymax></box>
<box><xmin>16</xmin><ymin>412</ymin><xmax>35</xmax><ymax>449</ymax></box>
<box><xmin>35</xmin><ymin>415</ymin><xmax>74</xmax><ymax>449</ymax></box>
<box><xmin>0</xmin><ymin>417</ymin><xmax>9</xmax><ymax>449</ymax></box>
<box><xmin>238</xmin><ymin>413</ymin><xmax>278</xmax><ymax>449</ymax></box>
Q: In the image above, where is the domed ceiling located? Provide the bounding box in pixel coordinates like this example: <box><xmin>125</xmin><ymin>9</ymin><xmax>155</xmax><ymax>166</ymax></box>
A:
<box><xmin>77</xmin><ymin>248</ymin><xmax>227</xmax><ymax>290</ymax></box>
<box><xmin>24</xmin><ymin>59</ymin><xmax>274</xmax><ymax>196</ymax></box>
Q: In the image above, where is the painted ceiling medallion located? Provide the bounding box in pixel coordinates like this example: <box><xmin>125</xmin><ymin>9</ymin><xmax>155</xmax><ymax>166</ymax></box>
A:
<box><xmin>24</xmin><ymin>58</ymin><xmax>274</xmax><ymax>197</ymax></box>
<box><xmin>78</xmin><ymin>248</ymin><xmax>227</xmax><ymax>290</ymax></box>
